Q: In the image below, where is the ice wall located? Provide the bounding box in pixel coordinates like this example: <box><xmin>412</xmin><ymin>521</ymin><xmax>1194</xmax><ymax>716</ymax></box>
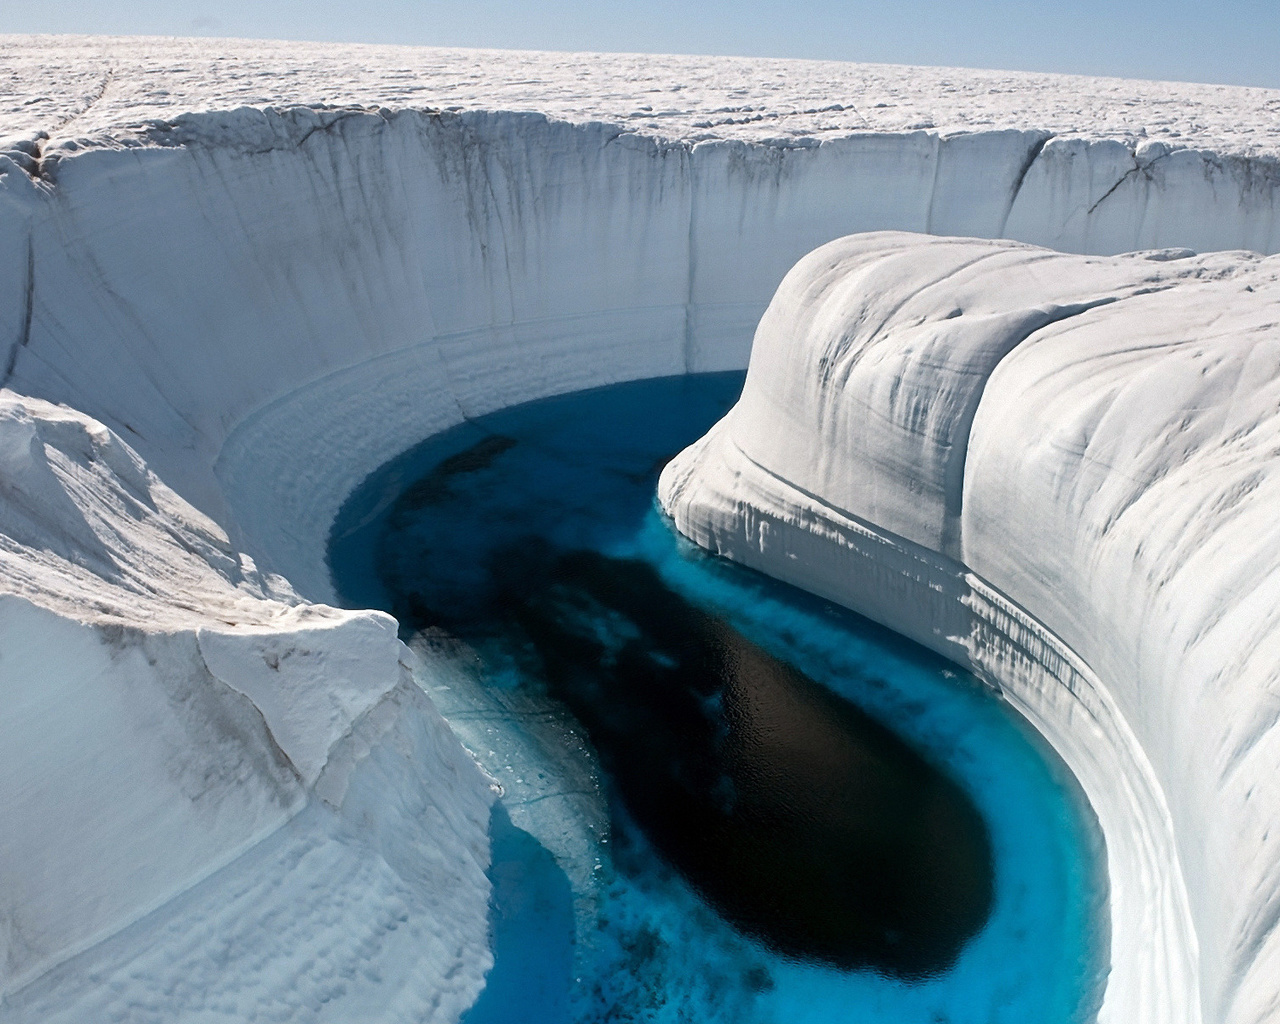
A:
<box><xmin>0</xmin><ymin>80</ymin><xmax>1277</xmax><ymax>1022</ymax></box>
<box><xmin>660</xmin><ymin>233</ymin><xmax>1280</xmax><ymax>1024</ymax></box>
<box><xmin>0</xmin><ymin>107</ymin><xmax>1277</xmax><ymax>603</ymax></box>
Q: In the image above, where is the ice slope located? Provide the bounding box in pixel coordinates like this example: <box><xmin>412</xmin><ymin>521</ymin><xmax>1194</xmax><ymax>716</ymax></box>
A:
<box><xmin>0</xmin><ymin>392</ymin><xmax>496</xmax><ymax>1021</ymax></box>
<box><xmin>0</xmin><ymin>36</ymin><xmax>1279</xmax><ymax>1023</ymax></box>
<box><xmin>660</xmin><ymin>232</ymin><xmax>1280</xmax><ymax>1024</ymax></box>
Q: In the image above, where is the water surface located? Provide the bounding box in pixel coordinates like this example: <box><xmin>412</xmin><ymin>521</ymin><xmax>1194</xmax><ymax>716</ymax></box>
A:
<box><xmin>330</xmin><ymin>372</ymin><xmax>1105</xmax><ymax>1023</ymax></box>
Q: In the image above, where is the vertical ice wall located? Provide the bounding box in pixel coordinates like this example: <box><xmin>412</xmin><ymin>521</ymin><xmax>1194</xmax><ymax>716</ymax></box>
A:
<box><xmin>1</xmin><ymin>108</ymin><xmax>1276</xmax><ymax>601</ymax></box>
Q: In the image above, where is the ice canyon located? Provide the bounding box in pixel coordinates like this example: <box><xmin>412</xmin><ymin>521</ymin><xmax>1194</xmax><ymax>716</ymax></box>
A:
<box><xmin>2</xmin><ymin>34</ymin><xmax>1280</xmax><ymax>1024</ymax></box>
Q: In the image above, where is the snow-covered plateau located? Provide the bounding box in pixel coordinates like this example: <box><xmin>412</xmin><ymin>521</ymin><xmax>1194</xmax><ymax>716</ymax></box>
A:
<box><xmin>1</xmin><ymin>33</ymin><xmax>1279</xmax><ymax>1024</ymax></box>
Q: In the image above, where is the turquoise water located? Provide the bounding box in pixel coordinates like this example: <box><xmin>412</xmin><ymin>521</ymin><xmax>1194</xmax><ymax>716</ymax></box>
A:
<box><xmin>329</xmin><ymin>373</ymin><xmax>1106</xmax><ymax>1024</ymax></box>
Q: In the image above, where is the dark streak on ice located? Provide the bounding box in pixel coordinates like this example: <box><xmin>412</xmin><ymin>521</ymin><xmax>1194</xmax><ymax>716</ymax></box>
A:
<box><xmin>3</xmin><ymin>237</ymin><xmax>35</xmax><ymax>386</ymax></box>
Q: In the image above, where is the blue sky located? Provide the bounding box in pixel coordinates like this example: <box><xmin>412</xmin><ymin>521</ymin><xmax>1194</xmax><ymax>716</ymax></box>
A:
<box><xmin>6</xmin><ymin>0</ymin><xmax>1279</xmax><ymax>89</ymax></box>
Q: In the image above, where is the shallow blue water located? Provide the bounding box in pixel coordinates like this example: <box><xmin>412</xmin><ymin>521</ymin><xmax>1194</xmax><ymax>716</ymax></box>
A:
<box><xmin>329</xmin><ymin>372</ymin><xmax>1106</xmax><ymax>1024</ymax></box>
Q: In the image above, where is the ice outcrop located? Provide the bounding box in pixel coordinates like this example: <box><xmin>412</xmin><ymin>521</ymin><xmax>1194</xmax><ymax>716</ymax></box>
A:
<box><xmin>660</xmin><ymin>232</ymin><xmax>1280</xmax><ymax>1024</ymax></box>
<box><xmin>0</xmin><ymin>392</ymin><xmax>495</xmax><ymax>1021</ymax></box>
<box><xmin>1</xmin><ymin>37</ymin><xmax>1279</xmax><ymax>1023</ymax></box>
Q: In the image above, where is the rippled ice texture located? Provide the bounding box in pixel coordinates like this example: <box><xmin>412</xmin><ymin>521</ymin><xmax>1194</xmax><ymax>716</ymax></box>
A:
<box><xmin>329</xmin><ymin>373</ymin><xmax>1105</xmax><ymax>1023</ymax></box>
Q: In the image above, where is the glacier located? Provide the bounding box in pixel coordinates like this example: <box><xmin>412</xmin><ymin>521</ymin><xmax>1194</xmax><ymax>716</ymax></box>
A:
<box><xmin>1</xmin><ymin>34</ymin><xmax>1279</xmax><ymax>1024</ymax></box>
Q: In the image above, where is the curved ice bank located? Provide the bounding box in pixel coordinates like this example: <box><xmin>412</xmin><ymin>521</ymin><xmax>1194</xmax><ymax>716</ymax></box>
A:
<box><xmin>659</xmin><ymin>231</ymin><xmax>1280</xmax><ymax>1024</ymax></box>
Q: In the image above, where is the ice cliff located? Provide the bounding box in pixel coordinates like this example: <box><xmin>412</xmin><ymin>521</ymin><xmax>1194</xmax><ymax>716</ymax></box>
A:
<box><xmin>660</xmin><ymin>233</ymin><xmax>1280</xmax><ymax>1024</ymax></box>
<box><xmin>1</xmin><ymin>35</ymin><xmax>1279</xmax><ymax>1023</ymax></box>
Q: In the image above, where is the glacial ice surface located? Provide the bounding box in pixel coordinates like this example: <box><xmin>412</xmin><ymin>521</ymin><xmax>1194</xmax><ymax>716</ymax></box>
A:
<box><xmin>3</xmin><ymin>35</ymin><xmax>1280</xmax><ymax>155</ymax></box>
<box><xmin>2</xmin><ymin>33</ymin><xmax>1279</xmax><ymax>1024</ymax></box>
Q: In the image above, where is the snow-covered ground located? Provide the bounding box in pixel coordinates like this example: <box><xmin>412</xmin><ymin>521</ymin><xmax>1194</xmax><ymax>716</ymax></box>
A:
<box><xmin>2</xmin><ymin>34</ymin><xmax>1279</xmax><ymax>1024</ymax></box>
<box><xmin>3</xmin><ymin>34</ymin><xmax>1280</xmax><ymax>154</ymax></box>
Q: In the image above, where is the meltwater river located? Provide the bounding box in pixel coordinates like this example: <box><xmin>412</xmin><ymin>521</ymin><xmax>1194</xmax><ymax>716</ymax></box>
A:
<box><xmin>329</xmin><ymin>373</ymin><xmax>1105</xmax><ymax>1024</ymax></box>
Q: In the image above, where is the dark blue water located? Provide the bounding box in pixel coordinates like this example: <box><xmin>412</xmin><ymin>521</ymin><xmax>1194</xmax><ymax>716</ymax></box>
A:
<box><xmin>329</xmin><ymin>373</ymin><xmax>1106</xmax><ymax>1023</ymax></box>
